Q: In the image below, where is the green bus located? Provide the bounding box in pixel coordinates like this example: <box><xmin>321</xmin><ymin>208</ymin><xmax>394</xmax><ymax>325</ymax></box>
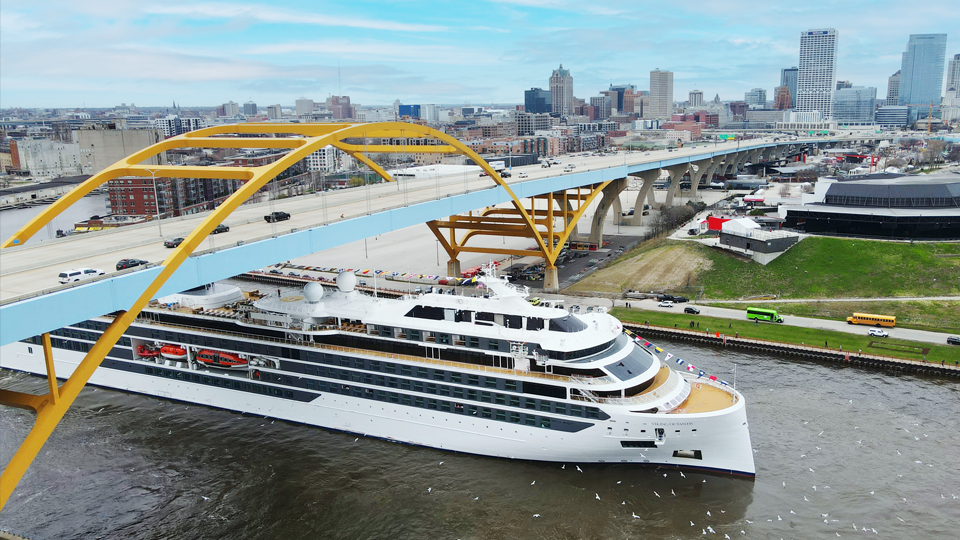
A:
<box><xmin>746</xmin><ymin>307</ymin><xmax>784</xmax><ymax>323</ymax></box>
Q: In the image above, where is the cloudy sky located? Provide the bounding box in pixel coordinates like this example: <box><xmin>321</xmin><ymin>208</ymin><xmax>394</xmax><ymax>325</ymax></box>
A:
<box><xmin>1</xmin><ymin>0</ymin><xmax>957</xmax><ymax>109</ymax></box>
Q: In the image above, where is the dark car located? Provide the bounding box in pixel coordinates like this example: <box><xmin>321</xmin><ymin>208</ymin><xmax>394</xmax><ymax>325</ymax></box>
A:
<box><xmin>264</xmin><ymin>211</ymin><xmax>290</xmax><ymax>223</ymax></box>
<box><xmin>116</xmin><ymin>258</ymin><xmax>148</xmax><ymax>271</ymax></box>
<box><xmin>948</xmin><ymin>336</ymin><xmax>960</xmax><ymax>346</ymax></box>
<box><xmin>164</xmin><ymin>238</ymin><xmax>184</xmax><ymax>248</ymax></box>
<box><xmin>212</xmin><ymin>224</ymin><xmax>229</xmax><ymax>234</ymax></box>
<box><xmin>673</xmin><ymin>296</ymin><xmax>689</xmax><ymax>303</ymax></box>
<box><xmin>684</xmin><ymin>306</ymin><xmax>700</xmax><ymax>314</ymax></box>
<box><xmin>500</xmin><ymin>171</ymin><xmax>512</xmax><ymax>178</ymax></box>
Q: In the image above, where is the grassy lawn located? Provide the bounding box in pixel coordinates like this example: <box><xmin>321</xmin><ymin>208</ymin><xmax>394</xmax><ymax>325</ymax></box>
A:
<box><xmin>571</xmin><ymin>236</ymin><xmax>960</xmax><ymax>301</ymax></box>
<box><xmin>697</xmin><ymin>237</ymin><xmax>960</xmax><ymax>300</ymax></box>
<box><xmin>704</xmin><ymin>300</ymin><xmax>960</xmax><ymax>333</ymax></box>
<box><xmin>611</xmin><ymin>307</ymin><xmax>960</xmax><ymax>365</ymax></box>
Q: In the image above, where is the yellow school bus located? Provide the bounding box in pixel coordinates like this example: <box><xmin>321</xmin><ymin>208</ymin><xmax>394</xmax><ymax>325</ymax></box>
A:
<box><xmin>846</xmin><ymin>313</ymin><xmax>896</xmax><ymax>327</ymax></box>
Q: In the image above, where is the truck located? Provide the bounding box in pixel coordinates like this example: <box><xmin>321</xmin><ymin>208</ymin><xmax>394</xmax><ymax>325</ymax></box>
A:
<box><xmin>489</xmin><ymin>161</ymin><xmax>506</xmax><ymax>172</ymax></box>
<box><xmin>264</xmin><ymin>211</ymin><xmax>291</xmax><ymax>223</ymax></box>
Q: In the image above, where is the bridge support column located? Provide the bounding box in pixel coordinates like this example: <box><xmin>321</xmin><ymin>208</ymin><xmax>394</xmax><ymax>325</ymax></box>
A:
<box><xmin>447</xmin><ymin>259</ymin><xmax>461</xmax><ymax>278</ymax></box>
<box><xmin>627</xmin><ymin>169</ymin><xmax>660</xmax><ymax>226</ymax></box>
<box><xmin>663</xmin><ymin>164</ymin><xmax>690</xmax><ymax>206</ymax></box>
<box><xmin>588</xmin><ymin>178</ymin><xmax>628</xmax><ymax>245</ymax></box>
<box><xmin>543</xmin><ymin>265</ymin><xmax>559</xmax><ymax>293</ymax></box>
<box><xmin>689</xmin><ymin>158</ymin><xmax>721</xmax><ymax>200</ymax></box>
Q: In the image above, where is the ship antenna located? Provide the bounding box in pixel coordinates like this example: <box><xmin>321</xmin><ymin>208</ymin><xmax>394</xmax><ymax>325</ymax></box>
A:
<box><xmin>733</xmin><ymin>363</ymin><xmax>738</xmax><ymax>392</ymax></box>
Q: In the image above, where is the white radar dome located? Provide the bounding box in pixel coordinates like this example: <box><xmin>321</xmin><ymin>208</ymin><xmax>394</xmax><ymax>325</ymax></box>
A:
<box><xmin>336</xmin><ymin>271</ymin><xmax>357</xmax><ymax>292</ymax></box>
<box><xmin>303</xmin><ymin>282</ymin><xmax>324</xmax><ymax>303</ymax></box>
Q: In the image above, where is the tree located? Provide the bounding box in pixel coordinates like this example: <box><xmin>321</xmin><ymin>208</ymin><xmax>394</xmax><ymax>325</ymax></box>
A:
<box><xmin>947</xmin><ymin>145</ymin><xmax>960</xmax><ymax>163</ymax></box>
<box><xmin>779</xmin><ymin>184</ymin><xmax>791</xmax><ymax>197</ymax></box>
<box><xmin>348</xmin><ymin>176</ymin><xmax>366</xmax><ymax>187</ymax></box>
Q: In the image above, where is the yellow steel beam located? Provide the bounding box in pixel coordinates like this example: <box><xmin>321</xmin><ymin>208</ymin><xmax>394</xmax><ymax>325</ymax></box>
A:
<box><xmin>0</xmin><ymin>122</ymin><xmax>549</xmax><ymax>508</ymax></box>
<box><xmin>42</xmin><ymin>333</ymin><xmax>58</xmax><ymax>405</ymax></box>
<box><xmin>333</xmin><ymin>143</ymin><xmax>459</xmax><ymax>154</ymax></box>
<box><xmin>331</xmin><ymin>144</ymin><xmax>393</xmax><ymax>182</ymax></box>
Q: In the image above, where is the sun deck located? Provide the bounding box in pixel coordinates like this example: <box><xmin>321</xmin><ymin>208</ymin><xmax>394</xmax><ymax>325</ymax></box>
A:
<box><xmin>672</xmin><ymin>382</ymin><xmax>737</xmax><ymax>414</ymax></box>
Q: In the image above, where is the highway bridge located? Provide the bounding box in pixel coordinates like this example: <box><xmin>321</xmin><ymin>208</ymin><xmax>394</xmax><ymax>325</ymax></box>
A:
<box><xmin>0</xmin><ymin>122</ymin><xmax>887</xmax><ymax>506</ymax></box>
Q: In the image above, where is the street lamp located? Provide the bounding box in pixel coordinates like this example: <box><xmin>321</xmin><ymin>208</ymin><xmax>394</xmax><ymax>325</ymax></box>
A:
<box><xmin>147</xmin><ymin>169</ymin><xmax>163</xmax><ymax>237</ymax></box>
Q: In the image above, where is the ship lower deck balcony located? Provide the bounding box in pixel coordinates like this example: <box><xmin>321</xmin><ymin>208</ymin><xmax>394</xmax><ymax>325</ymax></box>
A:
<box><xmin>671</xmin><ymin>382</ymin><xmax>737</xmax><ymax>414</ymax></box>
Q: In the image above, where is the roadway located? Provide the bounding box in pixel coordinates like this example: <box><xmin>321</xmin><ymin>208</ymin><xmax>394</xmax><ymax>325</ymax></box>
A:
<box><xmin>0</xmin><ymin>137</ymin><xmax>793</xmax><ymax>302</ymax></box>
<box><xmin>593</xmin><ymin>298</ymin><xmax>958</xmax><ymax>346</ymax></box>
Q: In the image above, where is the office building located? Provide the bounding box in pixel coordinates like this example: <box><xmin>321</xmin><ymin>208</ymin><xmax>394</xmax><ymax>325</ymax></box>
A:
<box><xmin>797</xmin><ymin>29</ymin><xmax>838</xmax><ymax>119</ymax></box>
<box><xmin>688</xmin><ymin>90</ymin><xmax>703</xmax><ymax>107</ymax></box>
<box><xmin>243</xmin><ymin>101</ymin><xmax>258</xmax><ymax>116</ymax></box>
<box><xmin>898</xmin><ymin>34</ymin><xmax>947</xmax><ymax>120</ymax></box>
<box><xmin>524</xmin><ymin>88</ymin><xmax>552</xmax><ymax>114</ymax></box>
<box><xmin>266</xmin><ymin>104</ymin><xmax>283</xmax><ymax>119</ymax></box>
<box><xmin>774</xmin><ymin>86</ymin><xmax>792</xmax><ymax>110</ymax></box>
<box><xmin>875</xmin><ymin>106</ymin><xmax>909</xmax><ymax>127</ymax></box>
<box><xmin>590</xmin><ymin>96</ymin><xmax>612</xmax><ymax>120</ymax></box>
<box><xmin>745</xmin><ymin>88</ymin><xmax>767</xmax><ymax>106</ymax></box>
<box><xmin>886</xmin><ymin>70</ymin><xmax>901</xmax><ymax>107</ymax></box>
<box><xmin>649</xmin><ymin>69</ymin><xmax>674</xmax><ymax>120</ymax></box>
<box><xmin>295</xmin><ymin>97</ymin><xmax>315</xmax><ymax>116</ymax></box>
<box><xmin>326</xmin><ymin>96</ymin><xmax>355</xmax><ymax>120</ymax></box>
<box><xmin>833</xmin><ymin>86</ymin><xmax>876</xmax><ymax>124</ymax></box>
<box><xmin>836</xmin><ymin>80</ymin><xmax>852</xmax><ymax>90</ymax></box>
<box><xmin>607</xmin><ymin>84</ymin><xmax>636</xmax><ymax>112</ymax></box>
<box><xmin>221</xmin><ymin>101</ymin><xmax>240</xmax><ymax>117</ymax></box>
<box><xmin>781</xmin><ymin>67</ymin><xmax>799</xmax><ymax>109</ymax></box>
<box><xmin>549</xmin><ymin>65</ymin><xmax>574</xmax><ymax>116</ymax></box>
<box><xmin>947</xmin><ymin>53</ymin><xmax>960</xmax><ymax>93</ymax></box>
<box><xmin>516</xmin><ymin>112</ymin><xmax>553</xmax><ymax>136</ymax></box>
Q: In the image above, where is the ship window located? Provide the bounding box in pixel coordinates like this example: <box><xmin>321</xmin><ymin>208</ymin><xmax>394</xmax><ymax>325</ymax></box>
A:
<box><xmin>414</xmin><ymin>397</ymin><xmax>424</xmax><ymax>408</ymax></box>
<box><xmin>370</xmin><ymin>360</ymin><xmax>380</xmax><ymax>371</ymax></box>
<box><xmin>495</xmin><ymin>410</ymin><xmax>506</xmax><ymax>421</ymax></box>
<box><xmin>440</xmin><ymin>402</ymin><xmax>452</xmax><ymax>412</ymax></box>
<box><xmin>426</xmin><ymin>383</ymin><xmax>437</xmax><ymax>394</ymax></box>
<box><xmin>387</xmin><ymin>378</ymin><xmax>399</xmax><ymax>388</ymax></box>
<box><xmin>476</xmin><ymin>312</ymin><xmax>495</xmax><ymax>323</ymax></box>
<box><xmin>508</xmin><ymin>396</ymin><xmax>520</xmax><ymax>407</ymax></box>
<box><xmin>622</xmin><ymin>441</ymin><xmax>657</xmax><ymax>448</ymax></box>
<box><xmin>484</xmin><ymin>377</ymin><xmax>498</xmax><ymax>389</ymax></box>
<box><xmin>495</xmin><ymin>394</ymin><xmax>506</xmax><ymax>405</ymax></box>
<box><xmin>455</xmin><ymin>310</ymin><xmax>473</xmax><ymax>323</ymax></box>
<box><xmin>505</xmin><ymin>381</ymin><xmax>518</xmax><ymax>392</ymax></box>
<box><xmin>450</xmin><ymin>373</ymin><xmax>462</xmax><ymax>384</ymax></box>
<box><xmin>487</xmin><ymin>340</ymin><xmax>500</xmax><ymax>351</ymax></box>
<box><xmin>524</xmin><ymin>399</ymin><xmax>537</xmax><ymax>410</ymax></box>
<box><xmin>400</xmin><ymin>365</ymin><xmax>412</xmax><ymax>376</ymax></box>
<box><xmin>376</xmin><ymin>390</ymin><xmax>387</xmax><ymax>401</ymax></box>
<box><xmin>466</xmin><ymin>389</ymin><xmax>478</xmax><ymax>400</ymax></box>
<box><xmin>586</xmin><ymin>409</ymin><xmax>600</xmax><ymax>419</ymax></box>
<box><xmin>570</xmin><ymin>405</ymin><xmax>583</xmax><ymax>416</ymax></box>
<box><xmin>479</xmin><ymin>392</ymin><xmax>492</xmax><ymax>403</ymax></box>
<box><xmin>524</xmin><ymin>415</ymin><xmax>536</xmax><ymax>426</ymax></box>
<box><xmin>509</xmin><ymin>412</ymin><xmax>521</xmax><ymax>423</ymax></box>
<box><xmin>384</xmin><ymin>363</ymin><xmax>397</xmax><ymax>374</ymax></box>
<box><xmin>504</xmin><ymin>315</ymin><xmax>523</xmax><ymax>329</ymax></box>
<box><xmin>467</xmin><ymin>374</ymin><xmax>479</xmax><ymax>386</ymax></box>
<box><xmin>539</xmin><ymin>402</ymin><xmax>552</xmax><ymax>412</ymax></box>
<box><xmin>540</xmin><ymin>418</ymin><xmax>551</xmax><ymax>429</ymax></box>
<box><xmin>527</xmin><ymin>318</ymin><xmax>544</xmax><ymax>331</ymax></box>
<box><xmin>402</xmin><ymin>395</ymin><xmax>413</xmax><ymax>406</ymax></box>
<box><xmin>453</xmin><ymin>388</ymin><xmax>464</xmax><ymax>399</ymax></box>
<box><xmin>406</xmin><ymin>305</ymin><xmax>445</xmax><ymax>320</ymax></box>
<box><xmin>480</xmin><ymin>408</ymin><xmax>493</xmax><ymax>419</ymax></box>
<box><xmin>467</xmin><ymin>336</ymin><xmax>480</xmax><ymax>348</ymax></box>
<box><xmin>412</xmin><ymin>382</ymin><xmax>423</xmax><ymax>392</ymax></box>
<box><xmin>390</xmin><ymin>394</ymin><xmax>400</xmax><ymax>404</ymax></box>
<box><xmin>549</xmin><ymin>314</ymin><xmax>588</xmax><ymax>333</ymax></box>
<box><xmin>400</xmin><ymin>380</ymin><xmax>412</xmax><ymax>390</ymax></box>
<box><xmin>437</xmin><ymin>333</ymin><xmax>451</xmax><ymax>345</ymax></box>
<box><xmin>432</xmin><ymin>370</ymin><xmax>445</xmax><ymax>381</ymax></box>
<box><xmin>408</xmin><ymin>330</ymin><xmax>422</xmax><ymax>341</ymax></box>
<box><xmin>416</xmin><ymin>367</ymin><xmax>428</xmax><ymax>378</ymax></box>
<box><xmin>467</xmin><ymin>405</ymin><xmax>478</xmax><ymax>416</ymax></box>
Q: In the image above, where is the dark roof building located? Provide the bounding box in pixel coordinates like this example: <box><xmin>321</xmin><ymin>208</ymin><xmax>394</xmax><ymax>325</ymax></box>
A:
<box><xmin>781</xmin><ymin>173</ymin><xmax>960</xmax><ymax>239</ymax></box>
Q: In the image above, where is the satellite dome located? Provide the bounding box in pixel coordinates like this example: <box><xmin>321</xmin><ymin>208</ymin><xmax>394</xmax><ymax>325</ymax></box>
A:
<box><xmin>303</xmin><ymin>282</ymin><xmax>324</xmax><ymax>303</ymax></box>
<box><xmin>336</xmin><ymin>271</ymin><xmax>357</xmax><ymax>292</ymax></box>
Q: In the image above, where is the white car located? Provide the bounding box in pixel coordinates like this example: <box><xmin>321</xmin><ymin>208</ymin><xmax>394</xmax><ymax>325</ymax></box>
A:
<box><xmin>518</xmin><ymin>172</ymin><xmax>528</xmax><ymax>178</ymax></box>
<box><xmin>868</xmin><ymin>328</ymin><xmax>889</xmax><ymax>337</ymax></box>
<box><xmin>658</xmin><ymin>300</ymin><xmax>674</xmax><ymax>308</ymax></box>
<box><xmin>58</xmin><ymin>267</ymin><xmax>105</xmax><ymax>284</ymax></box>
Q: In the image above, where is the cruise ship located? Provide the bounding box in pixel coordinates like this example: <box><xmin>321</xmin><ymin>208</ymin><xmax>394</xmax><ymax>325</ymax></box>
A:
<box><xmin>1</xmin><ymin>267</ymin><xmax>755</xmax><ymax>476</ymax></box>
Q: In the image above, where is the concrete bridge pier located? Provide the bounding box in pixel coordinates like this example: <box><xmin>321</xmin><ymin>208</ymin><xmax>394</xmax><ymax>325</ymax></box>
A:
<box><xmin>447</xmin><ymin>259</ymin><xmax>461</xmax><ymax>278</ymax></box>
<box><xmin>689</xmin><ymin>158</ymin><xmax>722</xmax><ymax>200</ymax></box>
<box><xmin>663</xmin><ymin>164</ymin><xmax>690</xmax><ymax>206</ymax></box>
<box><xmin>626</xmin><ymin>169</ymin><xmax>661</xmax><ymax>226</ymax></box>
<box><xmin>587</xmin><ymin>177</ymin><xmax>628</xmax><ymax>245</ymax></box>
<box><xmin>543</xmin><ymin>265</ymin><xmax>559</xmax><ymax>293</ymax></box>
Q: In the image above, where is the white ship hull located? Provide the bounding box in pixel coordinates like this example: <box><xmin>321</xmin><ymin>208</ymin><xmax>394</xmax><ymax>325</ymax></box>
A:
<box><xmin>1</xmin><ymin>341</ymin><xmax>755</xmax><ymax>476</ymax></box>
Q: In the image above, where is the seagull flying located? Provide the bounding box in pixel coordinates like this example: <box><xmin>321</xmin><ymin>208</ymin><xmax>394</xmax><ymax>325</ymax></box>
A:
<box><xmin>531</xmin><ymin>481</ymin><xmax>536</xmax><ymax>485</ymax></box>
<box><xmin>654</xmin><ymin>491</ymin><xmax>660</xmax><ymax>498</ymax></box>
<box><xmin>632</xmin><ymin>512</ymin><xmax>640</xmax><ymax>519</ymax></box>
<box><xmin>595</xmin><ymin>493</ymin><xmax>601</xmax><ymax>500</ymax></box>
<box><xmin>576</xmin><ymin>465</ymin><xmax>583</xmax><ymax>473</ymax></box>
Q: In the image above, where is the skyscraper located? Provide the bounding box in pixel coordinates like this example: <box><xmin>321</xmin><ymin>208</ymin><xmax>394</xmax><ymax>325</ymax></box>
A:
<box><xmin>946</xmin><ymin>53</ymin><xmax>959</xmax><ymax>93</ymax></box>
<box><xmin>243</xmin><ymin>101</ymin><xmax>258</xmax><ymax>115</ymax></box>
<box><xmin>745</xmin><ymin>88</ymin><xmax>767</xmax><ymax>106</ymax></box>
<box><xmin>886</xmin><ymin>70</ymin><xmax>901</xmax><ymax>106</ymax></box>
<box><xmin>549</xmin><ymin>65</ymin><xmax>573</xmax><ymax>116</ymax></box>
<box><xmin>898</xmin><ymin>34</ymin><xmax>947</xmax><ymax>120</ymax></box>
<box><xmin>796</xmin><ymin>29</ymin><xmax>838</xmax><ymax>120</ymax></box>
<box><xmin>649</xmin><ymin>69</ymin><xmax>674</xmax><ymax>120</ymax></box>
<box><xmin>524</xmin><ymin>88</ymin><xmax>552</xmax><ymax>114</ymax></box>
<box><xmin>590</xmin><ymin>95</ymin><xmax>612</xmax><ymax>119</ymax></box>
<box><xmin>688</xmin><ymin>90</ymin><xmax>703</xmax><ymax>107</ymax></box>
<box><xmin>774</xmin><ymin>86</ymin><xmax>792</xmax><ymax>110</ymax></box>
<box><xmin>607</xmin><ymin>84</ymin><xmax>636</xmax><ymax>112</ymax></box>
<box><xmin>780</xmin><ymin>67</ymin><xmax>799</xmax><ymax>109</ymax></box>
<box><xmin>295</xmin><ymin>97</ymin><xmax>315</xmax><ymax>116</ymax></box>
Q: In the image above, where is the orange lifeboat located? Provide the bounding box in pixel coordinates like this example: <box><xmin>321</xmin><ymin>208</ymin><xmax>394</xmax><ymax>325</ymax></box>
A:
<box><xmin>160</xmin><ymin>344</ymin><xmax>187</xmax><ymax>360</ymax></box>
<box><xmin>196</xmin><ymin>349</ymin><xmax>248</xmax><ymax>370</ymax></box>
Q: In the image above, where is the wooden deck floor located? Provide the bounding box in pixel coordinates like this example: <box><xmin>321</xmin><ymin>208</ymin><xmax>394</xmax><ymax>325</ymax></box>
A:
<box><xmin>672</xmin><ymin>382</ymin><xmax>737</xmax><ymax>414</ymax></box>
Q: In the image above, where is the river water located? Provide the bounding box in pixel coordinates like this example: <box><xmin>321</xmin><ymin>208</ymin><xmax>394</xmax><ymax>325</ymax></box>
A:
<box><xmin>0</xmin><ymin>195</ymin><xmax>110</xmax><ymax>244</ymax></box>
<box><xmin>1</xmin><ymin>340</ymin><xmax>958</xmax><ymax>539</ymax></box>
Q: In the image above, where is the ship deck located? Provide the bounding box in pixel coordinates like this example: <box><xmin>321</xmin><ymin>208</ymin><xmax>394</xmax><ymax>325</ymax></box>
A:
<box><xmin>673</xmin><ymin>382</ymin><xmax>737</xmax><ymax>414</ymax></box>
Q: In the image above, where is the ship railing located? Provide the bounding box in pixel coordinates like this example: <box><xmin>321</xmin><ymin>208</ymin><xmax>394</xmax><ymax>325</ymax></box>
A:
<box><xmin>569</xmin><ymin>374</ymin><xmax>618</xmax><ymax>386</ymax></box>
<box><xmin>680</xmin><ymin>371</ymin><xmax>739</xmax><ymax>401</ymax></box>
<box><xmin>575</xmin><ymin>388</ymin><xmax>603</xmax><ymax>403</ymax></box>
<box><xmin>570</xmin><ymin>367</ymin><xmax>684</xmax><ymax>406</ymax></box>
<box><xmin>129</xmin><ymin>316</ymin><xmax>578</xmax><ymax>384</ymax></box>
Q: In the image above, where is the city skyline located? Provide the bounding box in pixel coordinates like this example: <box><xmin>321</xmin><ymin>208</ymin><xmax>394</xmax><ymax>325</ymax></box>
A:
<box><xmin>0</xmin><ymin>0</ymin><xmax>958</xmax><ymax>109</ymax></box>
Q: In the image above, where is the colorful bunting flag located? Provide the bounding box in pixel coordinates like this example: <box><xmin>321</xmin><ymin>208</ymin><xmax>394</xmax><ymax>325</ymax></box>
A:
<box><xmin>654</xmin><ymin>347</ymin><xmax>664</xmax><ymax>353</ymax></box>
<box><xmin>665</xmin><ymin>353</ymin><xmax>674</xmax><ymax>361</ymax></box>
<box><xmin>698</xmin><ymin>370</ymin><xmax>705</xmax><ymax>378</ymax></box>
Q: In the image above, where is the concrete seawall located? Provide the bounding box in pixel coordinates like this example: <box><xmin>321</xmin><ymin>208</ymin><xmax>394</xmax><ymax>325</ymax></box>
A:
<box><xmin>624</xmin><ymin>322</ymin><xmax>960</xmax><ymax>378</ymax></box>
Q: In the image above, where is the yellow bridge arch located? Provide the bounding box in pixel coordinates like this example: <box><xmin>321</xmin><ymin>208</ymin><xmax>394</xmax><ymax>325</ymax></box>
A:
<box><xmin>0</xmin><ymin>122</ymin><xmax>610</xmax><ymax>508</ymax></box>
